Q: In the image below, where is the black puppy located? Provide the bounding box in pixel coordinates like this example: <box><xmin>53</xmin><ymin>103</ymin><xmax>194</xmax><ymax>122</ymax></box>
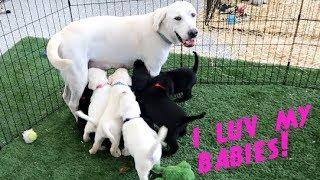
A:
<box><xmin>162</xmin><ymin>51</ymin><xmax>199</xmax><ymax>102</ymax></box>
<box><xmin>77</xmin><ymin>85</ymin><xmax>93</xmax><ymax>135</ymax></box>
<box><xmin>132</xmin><ymin>62</ymin><xmax>205</xmax><ymax>156</ymax></box>
<box><xmin>132</xmin><ymin>51</ymin><xmax>199</xmax><ymax>102</ymax></box>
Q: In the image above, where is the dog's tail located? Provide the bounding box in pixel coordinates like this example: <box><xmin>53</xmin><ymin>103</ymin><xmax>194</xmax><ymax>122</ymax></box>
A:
<box><xmin>148</xmin><ymin>126</ymin><xmax>168</xmax><ymax>161</ymax></box>
<box><xmin>76</xmin><ymin>110</ymin><xmax>97</xmax><ymax>125</ymax></box>
<box><xmin>192</xmin><ymin>51</ymin><xmax>199</xmax><ymax>73</ymax></box>
<box><xmin>46</xmin><ymin>33</ymin><xmax>73</xmax><ymax>70</ymax></box>
<box><xmin>103</xmin><ymin>125</ymin><xmax>116</xmax><ymax>144</ymax></box>
<box><xmin>183</xmin><ymin>112</ymin><xmax>206</xmax><ymax>124</ymax></box>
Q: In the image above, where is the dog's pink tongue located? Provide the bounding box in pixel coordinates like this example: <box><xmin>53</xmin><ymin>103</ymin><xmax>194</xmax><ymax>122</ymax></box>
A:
<box><xmin>183</xmin><ymin>38</ymin><xmax>196</xmax><ymax>47</ymax></box>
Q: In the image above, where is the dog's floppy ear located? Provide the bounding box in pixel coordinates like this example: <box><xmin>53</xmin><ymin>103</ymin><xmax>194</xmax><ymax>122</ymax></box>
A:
<box><xmin>126</xmin><ymin>74</ymin><xmax>132</xmax><ymax>86</ymax></box>
<box><xmin>88</xmin><ymin>81</ymin><xmax>96</xmax><ymax>90</ymax></box>
<box><xmin>153</xmin><ymin>7</ymin><xmax>167</xmax><ymax>31</ymax></box>
<box><xmin>166</xmin><ymin>77</ymin><xmax>174</xmax><ymax>95</ymax></box>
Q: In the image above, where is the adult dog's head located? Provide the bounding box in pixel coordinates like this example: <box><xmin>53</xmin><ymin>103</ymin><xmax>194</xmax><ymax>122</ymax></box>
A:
<box><xmin>153</xmin><ymin>1</ymin><xmax>198</xmax><ymax>47</ymax></box>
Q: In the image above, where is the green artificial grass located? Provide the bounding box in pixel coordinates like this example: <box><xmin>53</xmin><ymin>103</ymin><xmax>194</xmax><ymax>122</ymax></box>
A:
<box><xmin>0</xmin><ymin>84</ymin><xmax>319</xmax><ymax>179</ymax></box>
<box><xmin>0</xmin><ymin>37</ymin><xmax>319</xmax><ymax>179</ymax></box>
<box><xmin>0</xmin><ymin>37</ymin><xmax>63</xmax><ymax>146</ymax></box>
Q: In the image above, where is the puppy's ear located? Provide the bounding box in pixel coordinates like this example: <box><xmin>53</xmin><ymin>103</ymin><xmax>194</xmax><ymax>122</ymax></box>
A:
<box><xmin>153</xmin><ymin>7</ymin><xmax>167</xmax><ymax>31</ymax></box>
<box><xmin>127</xmin><ymin>74</ymin><xmax>132</xmax><ymax>86</ymax></box>
<box><xmin>88</xmin><ymin>75</ymin><xmax>98</xmax><ymax>90</ymax></box>
<box><xmin>88</xmin><ymin>81</ymin><xmax>96</xmax><ymax>90</ymax></box>
<box><xmin>166</xmin><ymin>78</ymin><xmax>174</xmax><ymax>95</ymax></box>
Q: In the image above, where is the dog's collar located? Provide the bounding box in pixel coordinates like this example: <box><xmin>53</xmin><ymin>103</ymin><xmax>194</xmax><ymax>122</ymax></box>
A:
<box><xmin>153</xmin><ymin>83</ymin><xmax>166</xmax><ymax>90</ymax></box>
<box><xmin>113</xmin><ymin>81</ymin><xmax>127</xmax><ymax>86</ymax></box>
<box><xmin>96</xmin><ymin>82</ymin><xmax>108</xmax><ymax>89</ymax></box>
<box><xmin>123</xmin><ymin>117</ymin><xmax>140</xmax><ymax>123</ymax></box>
<box><xmin>157</xmin><ymin>31</ymin><xmax>172</xmax><ymax>44</ymax></box>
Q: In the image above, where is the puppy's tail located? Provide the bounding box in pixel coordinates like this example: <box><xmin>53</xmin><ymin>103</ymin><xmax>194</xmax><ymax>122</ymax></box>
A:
<box><xmin>183</xmin><ymin>112</ymin><xmax>206</xmax><ymax>124</ymax></box>
<box><xmin>103</xmin><ymin>126</ymin><xmax>116</xmax><ymax>144</ymax></box>
<box><xmin>75</xmin><ymin>111</ymin><xmax>97</xmax><ymax>125</ymax></box>
<box><xmin>46</xmin><ymin>33</ymin><xmax>73</xmax><ymax>70</ymax></box>
<box><xmin>192</xmin><ymin>51</ymin><xmax>199</xmax><ymax>73</ymax></box>
<box><xmin>148</xmin><ymin>126</ymin><xmax>168</xmax><ymax>161</ymax></box>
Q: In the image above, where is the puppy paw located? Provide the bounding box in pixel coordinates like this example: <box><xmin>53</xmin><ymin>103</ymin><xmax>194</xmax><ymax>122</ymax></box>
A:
<box><xmin>89</xmin><ymin>149</ymin><xmax>97</xmax><ymax>155</ymax></box>
<box><xmin>121</xmin><ymin>148</ymin><xmax>130</xmax><ymax>156</ymax></box>
<box><xmin>83</xmin><ymin>135</ymin><xmax>90</xmax><ymax>142</ymax></box>
<box><xmin>111</xmin><ymin>148</ymin><xmax>121</xmax><ymax>157</ymax></box>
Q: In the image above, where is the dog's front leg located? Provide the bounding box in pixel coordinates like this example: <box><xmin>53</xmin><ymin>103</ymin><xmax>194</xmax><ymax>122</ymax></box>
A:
<box><xmin>144</xmin><ymin>61</ymin><xmax>162</xmax><ymax>77</ymax></box>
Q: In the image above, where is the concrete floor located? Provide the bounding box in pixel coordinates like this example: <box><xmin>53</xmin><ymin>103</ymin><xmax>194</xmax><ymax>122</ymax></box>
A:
<box><xmin>0</xmin><ymin>0</ymin><xmax>231</xmax><ymax>59</ymax></box>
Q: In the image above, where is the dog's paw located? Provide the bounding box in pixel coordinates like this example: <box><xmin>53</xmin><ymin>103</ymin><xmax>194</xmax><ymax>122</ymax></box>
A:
<box><xmin>83</xmin><ymin>135</ymin><xmax>90</xmax><ymax>142</ymax></box>
<box><xmin>111</xmin><ymin>148</ymin><xmax>121</xmax><ymax>157</ymax></box>
<box><xmin>121</xmin><ymin>148</ymin><xmax>130</xmax><ymax>156</ymax></box>
<box><xmin>89</xmin><ymin>149</ymin><xmax>97</xmax><ymax>155</ymax></box>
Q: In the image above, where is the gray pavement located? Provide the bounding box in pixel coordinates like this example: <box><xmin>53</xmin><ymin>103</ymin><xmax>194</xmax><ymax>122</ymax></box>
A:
<box><xmin>0</xmin><ymin>0</ymin><xmax>231</xmax><ymax>59</ymax></box>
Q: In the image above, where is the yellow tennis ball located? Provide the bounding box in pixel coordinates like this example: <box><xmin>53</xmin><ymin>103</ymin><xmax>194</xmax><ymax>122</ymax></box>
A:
<box><xmin>28</xmin><ymin>130</ymin><xmax>37</xmax><ymax>141</ymax></box>
<box><xmin>23</xmin><ymin>129</ymin><xmax>38</xmax><ymax>143</ymax></box>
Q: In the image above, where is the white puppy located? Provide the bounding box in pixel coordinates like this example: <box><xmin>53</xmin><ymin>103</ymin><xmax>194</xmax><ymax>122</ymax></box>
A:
<box><xmin>76</xmin><ymin>68</ymin><xmax>110</xmax><ymax>142</ymax></box>
<box><xmin>46</xmin><ymin>1</ymin><xmax>198</xmax><ymax>117</ymax></box>
<box><xmin>119</xmin><ymin>89</ymin><xmax>167</xmax><ymax>180</ymax></box>
<box><xmin>86</xmin><ymin>68</ymin><xmax>132</xmax><ymax>157</ymax></box>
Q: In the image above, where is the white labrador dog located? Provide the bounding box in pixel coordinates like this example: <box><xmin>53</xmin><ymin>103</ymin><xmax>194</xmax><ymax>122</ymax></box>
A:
<box><xmin>119</xmin><ymin>90</ymin><xmax>167</xmax><ymax>180</ymax></box>
<box><xmin>76</xmin><ymin>68</ymin><xmax>110</xmax><ymax>142</ymax></box>
<box><xmin>46</xmin><ymin>1</ymin><xmax>198</xmax><ymax>116</ymax></box>
<box><xmin>84</xmin><ymin>68</ymin><xmax>132</xmax><ymax>157</ymax></box>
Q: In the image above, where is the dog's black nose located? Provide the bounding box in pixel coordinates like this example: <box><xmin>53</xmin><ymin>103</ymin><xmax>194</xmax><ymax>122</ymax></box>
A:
<box><xmin>188</xmin><ymin>29</ymin><xmax>198</xmax><ymax>38</ymax></box>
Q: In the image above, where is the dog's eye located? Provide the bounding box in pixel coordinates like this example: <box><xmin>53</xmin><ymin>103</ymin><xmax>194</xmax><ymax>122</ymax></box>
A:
<box><xmin>191</xmin><ymin>13</ymin><xmax>196</xmax><ymax>17</ymax></box>
<box><xmin>174</xmin><ymin>16</ymin><xmax>182</xmax><ymax>21</ymax></box>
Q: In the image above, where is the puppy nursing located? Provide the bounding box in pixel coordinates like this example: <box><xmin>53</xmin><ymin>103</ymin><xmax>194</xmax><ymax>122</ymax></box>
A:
<box><xmin>72</xmin><ymin>51</ymin><xmax>203</xmax><ymax>180</ymax></box>
<box><xmin>132</xmin><ymin>55</ymin><xmax>205</xmax><ymax>156</ymax></box>
<box><xmin>76</xmin><ymin>67</ymin><xmax>168</xmax><ymax>179</ymax></box>
<box><xmin>89</xmin><ymin>68</ymin><xmax>132</xmax><ymax>157</ymax></box>
<box><xmin>119</xmin><ymin>87</ymin><xmax>167</xmax><ymax>180</ymax></box>
<box><xmin>132</xmin><ymin>51</ymin><xmax>199</xmax><ymax>102</ymax></box>
<box><xmin>76</xmin><ymin>68</ymin><xmax>111</xmax><ymax>142</ymax></box>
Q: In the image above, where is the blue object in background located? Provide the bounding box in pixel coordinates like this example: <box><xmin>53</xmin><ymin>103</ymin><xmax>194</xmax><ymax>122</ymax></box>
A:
<box><xmin>227</xmin><ymin>14</ymin><xmax>237</xmax><ymax>25</ymax></box>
